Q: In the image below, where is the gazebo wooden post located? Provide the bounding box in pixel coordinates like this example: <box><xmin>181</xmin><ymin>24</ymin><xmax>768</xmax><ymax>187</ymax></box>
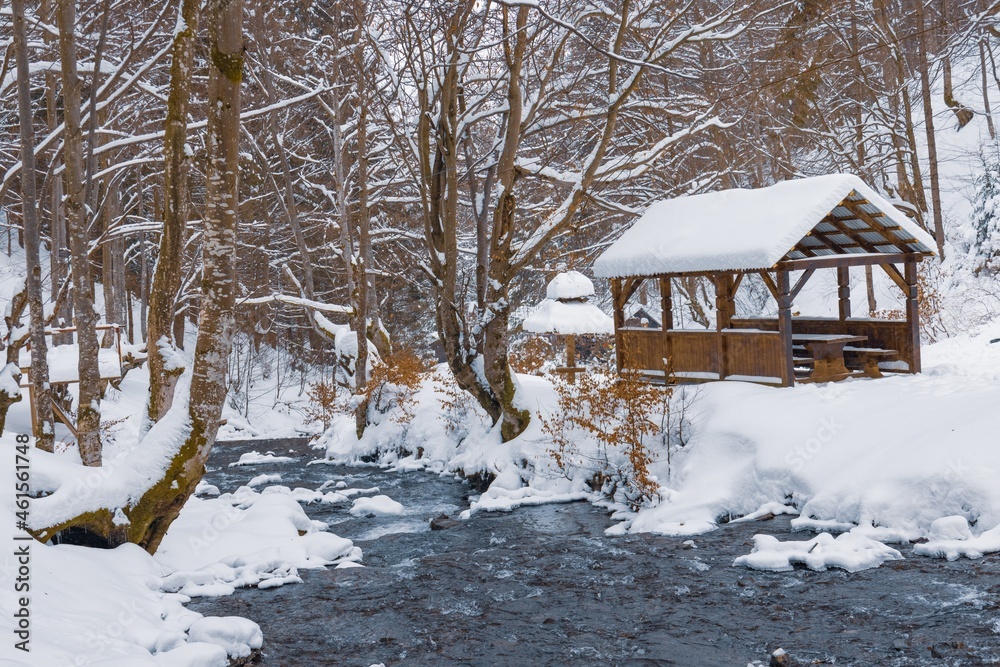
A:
<box><xmin>660</xmin><ymin>276</ymin><xmax>672</xmax><ymax>374</ymax></box>
<box><xmin>777</xmin><ymin>270</ymin><xmax>794</xmax><ymax>386</ymax></box>
<box><xmin>904</xmin><ymin>259</ymin><xmax>921</xmax><ymax>373</ymax></box>
<box><xmin>714</xmin><ymin>274</ymin><xmax>735</xmax><ymax>379</ymax></box>
<box><xmin>660</xmin><ymin>277</ymin><xmax>673</xmax><ymax>329</ymax></box>
<box><xmin>565</xmin><ymin>334</ymin><xmax>577</xmax><ymax>384</ymax></box>
<box><xmin>611</xmin><ymin>278</ymin><xmax>624</xmax><ymax>373</ymax></box>
<box><xmin>837</xmin><ymin>266</ymin><xmax>851</xmax><ymax>321</ymax></box>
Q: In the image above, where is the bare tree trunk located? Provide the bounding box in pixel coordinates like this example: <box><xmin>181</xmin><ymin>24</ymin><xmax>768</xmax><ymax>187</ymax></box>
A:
<box><xmin>479</xmin><ymin>7</ymin><xmax>532</xmax><ymax>440</ymax></box>
<box><xmin>87</xmin><ymin>0</ymin><xmax>117</xmax><ymax>346</ymax></box>
<box><xmin>939</xmin><ymin>0</ymin><xmax>973</xmax><ymax>129</ymax></box>
<box><xmin>42</xmin><ymin>0</ymin><xmax>72</xmax><ymax>345</ymax></box>
<box><xmin>982</xmin><ymin>35</ymin><xmax>997</xmax><ymax>139</ymax></box>
<box><xmin>102</xmin><ymin>177</ymin><xmax>125</xmax><ymax>341</ymax></box>
<box><xmin>987</xmin><ymin>38</ymin><xmax>1000</xmax><ymax>97</ymax></box>
<box><xmin>139</xmin><ymin>229</ymin><xmax>149</xmax><ymax>341</ymax></box>
<box><xmin>352</xmin><ymin>0</ymin><xmax>371</xmax><ymax>438</ymax></box>
<box><xmin>916</xmin><ymin>0</ymin><xmax>947</xmax><ymax>258</ymax></box>
<box><xmin>875</xmin><ymin>0</ymin><xmax>927</xmax><ymax>216</ymax></box>
<box><xmin>902</xmin><ymin>83</ymin><xmax>929</xmax><ymax>215</ymax></box>
<box><xmin>57</xmin><ymin>0</ymin><xmax>103</xmax><ymax>466</ymax></box>
<box><xmin>173</xmin><ymin>311</ymin><xmax>186</xmax><ymax>350</ymax></box>
<box><xmin>114</xmin><ymin>232</ymin><xmax>127</xmax><ymax>338</ymax></box>
<box><xmin>145</xmin><ymin>0</ymin><xmax>202</xmax><ymax>429</ymax></box>
<box><xmin>851</xmin><ymin>0</ymin><xmax>878</xmax><ymax>314</ymax></box>
<box><xmin>12</xmin><ymin>0</ymin><xmax>56</xmax><ymax>450</ymax></box>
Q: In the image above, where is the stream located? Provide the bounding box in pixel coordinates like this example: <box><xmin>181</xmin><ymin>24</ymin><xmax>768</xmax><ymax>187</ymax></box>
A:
<box><xmin>189</xmin><ymin>439</ymin><xmax>1000</xmax><ymax>666</ymax></box>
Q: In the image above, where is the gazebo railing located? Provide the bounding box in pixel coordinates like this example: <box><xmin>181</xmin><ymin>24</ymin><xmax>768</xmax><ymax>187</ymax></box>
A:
<box><xmin>619</xmin><ymin>327</ymin><xmax>784</xmax><ymax>384</ymax></box>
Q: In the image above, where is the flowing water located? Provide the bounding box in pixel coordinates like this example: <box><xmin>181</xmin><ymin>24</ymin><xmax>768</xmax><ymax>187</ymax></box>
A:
<box><xmin>190</xmin><ymin>439</ymin><xmax>1000</xmax><ymax>666</ymax></box>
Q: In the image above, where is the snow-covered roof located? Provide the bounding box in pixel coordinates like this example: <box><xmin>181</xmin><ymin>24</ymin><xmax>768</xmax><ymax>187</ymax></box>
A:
<box><xmin>593</xmin><ymin>174</ymin><xmax>937</xmax><ymax>278</ymax></box>
<box><xmin>522</xmin><ymin>300</ymin><xmax>614</xmax><ymax>335</ymax></box>
<box><xmin>546</xmin><ymin>270</ymin><xmax>595</xmax><ymax>301</ymax></box>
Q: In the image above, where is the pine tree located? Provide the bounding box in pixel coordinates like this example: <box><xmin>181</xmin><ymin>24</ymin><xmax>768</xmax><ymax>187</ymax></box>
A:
<box><xmin>968</xmin><ymin>148</ymin><xmax>1000</xmax><ymax>274</ymax></box>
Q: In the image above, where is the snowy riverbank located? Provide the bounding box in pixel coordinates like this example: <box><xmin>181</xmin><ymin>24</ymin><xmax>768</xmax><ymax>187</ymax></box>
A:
<box><xmin>4</xmin><ymin>318</ymin><xmax>1000</xmax><ymax>664</ymax></box>
<box><xmin>320</xmin><ymin>319</ymin><xmax>1000</xmax><ymax>568</ymax></box>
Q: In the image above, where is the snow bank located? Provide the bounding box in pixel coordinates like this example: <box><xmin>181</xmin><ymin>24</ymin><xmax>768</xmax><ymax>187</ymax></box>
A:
<box><xmin>734</xmin><ymin>531</ymin><xmax>904</xmax><ymax>572</ymax></box>
<box><xmin>318</xmin><ymin>326</ymin><xmax>1000</xmax><ymax>558</ymax></box>
<box><xmin>914</xmin><ymin>517</ymin><xmax>1000</xmax><ymax>561</ymax></box>
<box><xmin>319</xmin><ymin>369</ymin><xmax>597</xmax><ymax>521</ymax></box>
<box><xmin>186</xmin><ymin>617</ymin><xmax>263</xmax><ymax>659</ymax></box>
<box><xmin>0</xmin><ymin>535</ymin><xmax>240</xmax><ymax>666</ymax></box>
<box><xmin>156</xmin><ymin>485</ymin><xmax>360</xmax><ymax>596</ymax></box>
<box><xmin>1</xmin><ymin>425</ymin><xmax>359</xmax><ymax>665</ymax></box>
<box><xmin>625</xmin><ymin>331</ymin><xmax>1000</xmax><ymax>541</ymax></box>
<box><xmin>0</xmin><ymin>442</ymin><xmax>261</xmax><ymax>667</ymax></box>
<box><xmin>318</xmin><ymin>365</ymin><xmax>494</xmax><ymax>471</ymax></box>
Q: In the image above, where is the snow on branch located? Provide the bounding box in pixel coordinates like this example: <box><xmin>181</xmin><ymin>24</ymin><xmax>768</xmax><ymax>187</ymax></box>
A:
<box><xmin>2</xmin><ymin>86</ymin><xmax>331</xmax><ymax>194</ymax></box>
<box><xmin>238</xmin><ymin>293</ymin><xmax>352</xmax><ymax>315</ymax></box>
<box><xmin>497</xmin><ymin>0</ymin><xmax>746</xmax><ymax>78</ymax></box>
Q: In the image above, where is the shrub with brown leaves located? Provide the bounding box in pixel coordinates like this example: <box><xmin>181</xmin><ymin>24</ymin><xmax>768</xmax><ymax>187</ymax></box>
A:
<box><xmin>510</xmin><ymin>335</ymin><xmax>555</xmax><ymax>375</ymax></box>
<box><xmin>304</xmin><ymin>379</ymin><xmax>339</xmax><ymax>434</ymax></box>
<box><xmin>543</xmin><ymin>366</ymin><xmax>664</xmax><ymax>510</ymax></box>
<box><xmin>362</xmin><ymin>347</ymin><xmax>425</xmax><ymax>423</ymax></box>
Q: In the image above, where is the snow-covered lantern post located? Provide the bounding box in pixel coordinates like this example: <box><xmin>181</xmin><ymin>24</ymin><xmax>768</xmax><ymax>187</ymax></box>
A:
<box><xmin>522</xmin><ymin>271</ymin><xmax>613</xmax><ymax>384</ymax></box>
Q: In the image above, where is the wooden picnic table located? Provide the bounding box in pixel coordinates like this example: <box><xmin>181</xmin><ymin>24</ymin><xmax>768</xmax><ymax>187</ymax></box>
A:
<box><xmin>792</xmin><ymin>333</ymin><xmax>868</xmax><ymax>383</ymax></box>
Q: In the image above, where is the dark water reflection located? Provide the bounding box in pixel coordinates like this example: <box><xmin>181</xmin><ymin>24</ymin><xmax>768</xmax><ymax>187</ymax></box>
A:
<box><xmin>189</xmin><ymin>439</ymin><xmax>1000</xmax><ymax>666</ymax></box>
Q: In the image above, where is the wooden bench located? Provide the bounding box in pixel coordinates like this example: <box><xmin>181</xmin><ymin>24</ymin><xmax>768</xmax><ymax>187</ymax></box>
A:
<box><xmin>843</xmin><ymin>346</ymin><xmax>897</xmax><ymax>378</ymax></box>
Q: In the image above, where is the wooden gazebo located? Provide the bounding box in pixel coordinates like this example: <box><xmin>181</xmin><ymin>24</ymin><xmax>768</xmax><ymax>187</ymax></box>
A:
<box><xmin>593</xmin><ymin>174</ymin><xmax>936</xmax><ymax>386</ymax></box>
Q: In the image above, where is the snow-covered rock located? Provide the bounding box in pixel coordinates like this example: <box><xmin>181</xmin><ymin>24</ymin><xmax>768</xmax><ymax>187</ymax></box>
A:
<box><xmin>228</xmin><ymin>451</ymin><xmax>296</xmax><ymax>467</ymax></box>
<box><xmin>247</xmin><ymin>473</ymin><xmax>282</xmax><ymax>487</ymax></box>
<box><xmin>734</xmin><ymin>531</ymin><xmax>904</xmax><ymax>573</ymax></box>
<box><xmin>927</xmin><ymin>515</ymin><xmax>975</xmax><ymax>541</ymax></box>
<box><xmin>350</xmin><ymin>495</ymin><xmax>405</xmax><ymax>516</ymax></box>
<box><xmin>0</xmin><ymin>432</ymin><xmax>285</xmax><ymax>666</ymax></box>
<box><xmin>155</xmin><ymin>488</ymin><xmax>360</xmax><ymax>597</ymax></box>
<box><xmin>186</xmin><ymin>617</ymin><xmax>263</xmax><ymax>659</ymax></box>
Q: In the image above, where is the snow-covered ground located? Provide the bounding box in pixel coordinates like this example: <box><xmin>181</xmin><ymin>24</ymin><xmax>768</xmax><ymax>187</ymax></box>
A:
<box><xmin>0</xmin><ymin>429</ymin><xmax>362</xmax><ymax>665</ymax></box>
